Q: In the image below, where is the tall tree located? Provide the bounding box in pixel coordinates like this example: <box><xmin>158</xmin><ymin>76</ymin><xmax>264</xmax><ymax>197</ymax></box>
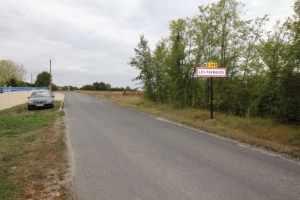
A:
<box><xmin>93</xmin><ymin>82</ymin><xmax>108</xmax><ymax>91</ymax></box>
<box><xmin>167</xmin><ymin>18</ymin><xmax>197</xmax><ymax>108</ymax></box>
<box><xmin>35</xmin><ymin>71</ymin><xmax>50</xmax><ymax>87</ymax></box>
<box><xmin>0</xmin><ymin>59</ymin><xmax>27</xmax><ymax>86</ymax></box>
<box><xmin>273</xmin><ymin>0</ymin><xmax>300</xmax><ymax>123</ymax></box>
<box><xmin>152</xmin><ymin>39</ymin><xmax>169</xmax><ymax>102</ymax></box>
<box><xmin>129</xmin><ymin>35</ymin><xmax>155</xmax><ymax>100</ymax></box>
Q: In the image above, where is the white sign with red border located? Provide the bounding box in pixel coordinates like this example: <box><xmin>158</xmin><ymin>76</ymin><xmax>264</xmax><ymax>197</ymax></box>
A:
<box><xmin>196</xmin><ymin>67</ymin><xmax>227</xmax><ymax>77</ymax></box>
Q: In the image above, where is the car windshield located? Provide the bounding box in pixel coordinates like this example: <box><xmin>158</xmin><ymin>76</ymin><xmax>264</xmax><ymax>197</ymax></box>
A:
<box><xmin>31</xmin><ymin>91</ymin><xmax>51</xmax><ymax>97</ymax></box>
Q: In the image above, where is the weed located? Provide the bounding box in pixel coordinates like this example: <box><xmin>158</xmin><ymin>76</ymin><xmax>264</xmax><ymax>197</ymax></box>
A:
<box><xmin>24</xmin><ymin>134</ymin><xmax>37</xmax><ymax>142</ymax></box>
<box><xmin>2</xmin><ymin>152</ymin><xmax>15</xmax><ymax>162</ymax></box>
<box><xmin>58</xmin><ymin>110</ymin><xmax>65</xmax><ymax>117</ymax></box>
<box><xmin>0</xmin><ymin>181</ymin><xmax>21</xmax><ymax>200</ymax></box>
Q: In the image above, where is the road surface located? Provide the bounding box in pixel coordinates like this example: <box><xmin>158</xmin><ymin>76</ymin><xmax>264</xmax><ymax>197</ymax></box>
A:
<box><xmin>65</xmin><ymin>92</ymin><xmax>300</xmax><ymax>200</ymax></box>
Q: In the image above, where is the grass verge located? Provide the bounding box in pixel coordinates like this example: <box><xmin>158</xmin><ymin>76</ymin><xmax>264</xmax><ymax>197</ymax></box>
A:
<box><xmin>0</xmin><ymin>101</ymin><xmax>68</xmax><ymax>200</ymax></box>
<box><xmin>79</xmin><ymin>90</ymin><xmax>300</xmax><ymax>159</ymax></box>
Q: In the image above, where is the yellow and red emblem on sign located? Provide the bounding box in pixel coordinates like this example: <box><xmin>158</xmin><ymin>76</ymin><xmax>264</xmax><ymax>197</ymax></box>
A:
<box><xmin>206</xmin><ymin>62</ymin><xmax>218</xmax><ymax>68</ymax></box>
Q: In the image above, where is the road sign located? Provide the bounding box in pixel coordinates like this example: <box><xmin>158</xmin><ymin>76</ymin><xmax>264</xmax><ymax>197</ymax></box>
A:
<box><xmin>206</xmin><ymin>62</ymin><xmax>218</xmax><ymax>68</ymax></box>
<box><xmin>195</xmin><ymin>66</ymin><xmax>226</xmax><ymax>120</ymax></box>
<box><xmin>196</xmin><ymin>67</ymin><xmax>226</xmax><ymax>77</ymax></box>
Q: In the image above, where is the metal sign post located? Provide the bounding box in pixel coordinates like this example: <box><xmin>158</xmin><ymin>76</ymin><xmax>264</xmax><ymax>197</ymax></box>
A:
<box><xmin>195</xmin><ymin>62</ymin><xmax>226</xmax><ymax>120</ymax></box>
<box><xmin>50</xmin><ymin>60</ymin><xmax>52</xmax><ymax>91</ymax></box>
<box><xmin>210</xmin><ymin>77</ymin><xmax>213</xmax><ymax>119</ymax></box>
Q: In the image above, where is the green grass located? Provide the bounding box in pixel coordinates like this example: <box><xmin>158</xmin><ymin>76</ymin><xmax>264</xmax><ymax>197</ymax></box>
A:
<box><xmin>0</xmin><ymin>182</ymin><xmax>20</xmax><ymax>200</ymax></box>
<box><xmin>24</xmin><ymin>134</ymin><xmax>38</xmax><ymax>142</ymax></box>
<box><xmin>0</xmin><ymin>114</ymin><xmax>54</xmax><ymax>137</ymax></box>
<box><xmin>0</xmin><ymin>101</ymin><xmax>68</xmax><ymax>200</ymax></box>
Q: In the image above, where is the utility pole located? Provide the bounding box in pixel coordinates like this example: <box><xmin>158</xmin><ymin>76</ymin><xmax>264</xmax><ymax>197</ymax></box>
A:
<box><xmin>50</xmin><ymin>60</ymin><xmax>52</xmax><ymax>91</ymax></box>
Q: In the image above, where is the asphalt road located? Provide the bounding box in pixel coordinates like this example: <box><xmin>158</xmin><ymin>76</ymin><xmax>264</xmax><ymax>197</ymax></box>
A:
<box><xmin>65</xmin><ymin>92</ymin><xmax>300</xmax><ymax>200</ymax></box>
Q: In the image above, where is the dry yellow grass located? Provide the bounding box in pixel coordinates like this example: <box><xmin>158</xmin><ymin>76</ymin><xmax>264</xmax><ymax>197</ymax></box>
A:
<box><xmin>79</xmin><ymin>90</ymin><xmax>300</xmax><ymax>159</ymax></box>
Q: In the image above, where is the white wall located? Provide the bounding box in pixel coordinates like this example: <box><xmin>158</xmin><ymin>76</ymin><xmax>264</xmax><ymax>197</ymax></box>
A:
<box><xmin>0</xmin><ymin>91</ymin><xmax>33</xmax><ymax>110</ymax></box>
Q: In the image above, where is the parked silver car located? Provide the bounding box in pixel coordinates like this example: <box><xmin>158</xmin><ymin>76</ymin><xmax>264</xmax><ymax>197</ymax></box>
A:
<box><xmin>27</xmin><ymin>90</ymin><xmax>55</xmax><ymax>110</ymax></box>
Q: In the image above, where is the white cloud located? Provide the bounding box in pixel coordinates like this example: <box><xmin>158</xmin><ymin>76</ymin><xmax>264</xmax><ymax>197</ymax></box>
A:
<box><xmin>0</xmin><ymin>0</ymin><xmax>296</xmax><ymax>88</ymax></box>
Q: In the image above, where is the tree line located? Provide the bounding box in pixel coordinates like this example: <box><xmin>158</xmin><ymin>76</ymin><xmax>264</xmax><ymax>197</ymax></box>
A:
<box><xmin>129</xmin><ymin>0</ymin><xmax>300</xmax><ymax>124</ymax></box>
<box><xmin>81</xmin><ymin>82</ymin><xmax>135</xmax><ymax>91</ymax></box>
<box><xmin>0</xmin><ymin>61</ymin><xmax>134</xmax><ymax>92</ymax></box>
<box><xmin>0</xmin><ymin>64</ymin><xmax>60</xmax><ymax>91</ymax></box>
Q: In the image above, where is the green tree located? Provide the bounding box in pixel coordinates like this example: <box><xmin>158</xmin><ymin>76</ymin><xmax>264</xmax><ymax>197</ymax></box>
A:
<box><xmin>167</xmin><ymin>19</ymin><xmax>190</xmax><ymax>108</ymax></box>
<box><xmin>51</xmin><ymin>83</ymin><xmax>58</xmax><ymax>91</ymax></box>
<box><xmin>80</xmin><ymin>84</ymin><xmax>94</xmax><ymax>90</ymax></box>
<box><xmin>106</xmin><ymin>84</ymin><xmax>111</xmax><ymax>90</ymax></box>
<box><xmin>93</xmin><ymin>82</ymin><xmax>109</xmax><ymax>91</ymax></box>
<box><xmin>152</xmin><ymin>39</ymin><xmax>170</xmax><ymax>102</ymax></box>
<box><xmin>270</xmin><ymin>0</ymin><xmax>300</xmax><ymax>123</ymax></box>
<box><xmin>0</xmin><ymin>59</ymin><xmax>27</xmax><ymax>86</ymax></box>
<box><xmin>6</xmin><ymin>77</ymin><xmax>18</xmax><ymax>87</ymax></box>
<box><xmin>129</xmin><ymin>35</ymin><xmax>155</xmax><ymax>100</ymax></box>
<box><xmin>61</xmin><ymin>86</ymin><xmax>68</xmax><ymax>91</ymax></box>
<box><xmin>35</xmin><ymin>71</ymin><xmax>50</xmax><ymax>87</ymax></box>
<box><xmin>125</xmin><ymin>86</ymin><xmax>131</xmax><ymax>91</ymax></box>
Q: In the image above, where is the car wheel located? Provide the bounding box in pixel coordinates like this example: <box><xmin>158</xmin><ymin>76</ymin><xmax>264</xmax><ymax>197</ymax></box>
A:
<box><xmin>28</xmin><ymin>106</ymin><xmax>32</xmax><ymax>110</ymax></box>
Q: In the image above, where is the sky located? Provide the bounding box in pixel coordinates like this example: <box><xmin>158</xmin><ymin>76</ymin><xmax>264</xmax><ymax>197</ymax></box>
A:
<box><xmin>0</xmin><ymin>0</ymin><xmax>296</xmax><ymax>89</ymax></box>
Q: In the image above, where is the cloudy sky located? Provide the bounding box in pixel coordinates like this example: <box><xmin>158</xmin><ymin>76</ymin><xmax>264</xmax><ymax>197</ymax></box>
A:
<box><xmin>0</xmin><ymin>0</ymin><xmax>295</xmax><ymax>89</ymax></box>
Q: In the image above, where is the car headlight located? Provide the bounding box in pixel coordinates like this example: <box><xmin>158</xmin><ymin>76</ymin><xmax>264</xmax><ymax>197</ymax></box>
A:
<box><xmin>45</xmin><ymin>99</ymin><xmax>53</xmax><ymax>103</ymax></box>
<box><xmin>28</xmin><ymin>100</ymin><xmax>33</xmax><ymax>104</ymax></box>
